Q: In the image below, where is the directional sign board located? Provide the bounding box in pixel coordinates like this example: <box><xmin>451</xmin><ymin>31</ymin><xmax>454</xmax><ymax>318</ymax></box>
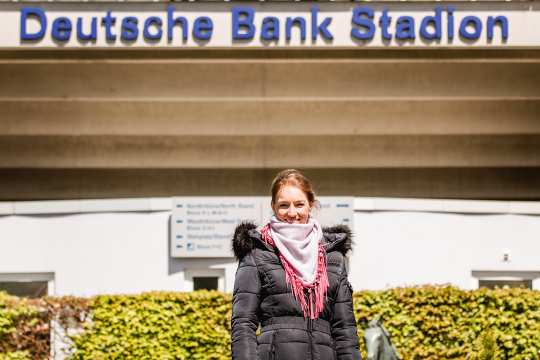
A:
<box><xmin>171</xmin><ymin>197</ymin><xmax>263</xmax><ymax>258</ymax></box>
<box><xmin>171</xmin><ymin>196</ymin><xmax>354</xmax><ymax>258</ymax></box>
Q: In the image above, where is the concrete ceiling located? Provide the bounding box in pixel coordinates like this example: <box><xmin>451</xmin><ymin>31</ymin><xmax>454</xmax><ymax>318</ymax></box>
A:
<box><xmin>0</xmin><ymin>49</ymin><xmax>539</xmax><ymax>200</ymax></box>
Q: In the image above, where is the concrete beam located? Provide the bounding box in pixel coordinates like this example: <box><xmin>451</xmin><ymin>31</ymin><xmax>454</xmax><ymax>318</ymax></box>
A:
<box><xmin>0</xmin><ymin>135</ymin><xmax>539</xmax><ymax>168</ymax></box>
<box><xmin>1</xmin><ymin>61</ymin><xmax>540</xmax><ymax>99</ymax></box>
<box><xmin>1</xmin><ymin>99</ymin><xmax>540</xmax><ymax>136</ymax></box>
<box><xmin>0</xmin><ymin>168</ymin><xmax>539</xmax><ymax>201</ymax></box>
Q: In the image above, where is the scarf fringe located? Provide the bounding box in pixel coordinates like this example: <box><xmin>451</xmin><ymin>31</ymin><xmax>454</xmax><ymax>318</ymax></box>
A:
<box><xmin>261</xmin><ymin>224</ymin><xmax>329</xmax><ymax>319</ymax></box>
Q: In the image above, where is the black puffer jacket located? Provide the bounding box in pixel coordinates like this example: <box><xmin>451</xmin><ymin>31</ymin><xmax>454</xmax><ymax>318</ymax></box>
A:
<box><xmin>231</xmin><ymin>222</ymin><xmax>362</xmax><ymax>360</ymax></box>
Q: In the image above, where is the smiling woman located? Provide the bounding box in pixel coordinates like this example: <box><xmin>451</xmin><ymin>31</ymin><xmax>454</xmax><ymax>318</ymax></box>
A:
<box><xmin>231</xmin><ymin>169</ymin><xmax>361</xmax><ymax>360</ymax></box>
<box><xmin>271</xmin><ymin>169</ymin><xmax>317</xmax><ymax>225</ymax></box>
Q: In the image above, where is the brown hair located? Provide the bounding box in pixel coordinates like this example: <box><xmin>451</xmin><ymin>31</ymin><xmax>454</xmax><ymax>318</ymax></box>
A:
<box><xmin>270</xmin><ymin>169</ymin><xmax>317</xmax><ymax>207</ymax></box>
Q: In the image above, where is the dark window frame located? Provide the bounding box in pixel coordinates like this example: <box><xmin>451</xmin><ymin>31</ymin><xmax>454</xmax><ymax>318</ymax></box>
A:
<box><xmin>193</xmin><ymin>276</ymin><xmax>219</xmax><ymax>291</ymax></box>
<box><xmin>0</xmin><ymin>272</ymin><xmax>54</xmax><ymax>298</ymax></box>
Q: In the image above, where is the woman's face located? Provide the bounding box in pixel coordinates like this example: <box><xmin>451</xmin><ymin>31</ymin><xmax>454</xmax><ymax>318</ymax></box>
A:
<box><xmin>272</xmin><ymin>185</ymin><xmax>311</xmax><ymax>224</ymax></box>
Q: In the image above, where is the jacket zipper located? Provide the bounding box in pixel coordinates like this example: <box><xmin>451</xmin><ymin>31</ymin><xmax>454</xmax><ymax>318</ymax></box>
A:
<box><xmin>306</xmin><ymin>289</ymin><xmax>315</xmax><ymax>360</ymax></box>
<box><xmin>307</xmin><ymin>317</ymin><xmax>314</xmax><ymax>360</ymax></box>
<box><xmin>270</xmin><ymin>331</ymin><xmax>277</xmax><ymax>360</ymax></box>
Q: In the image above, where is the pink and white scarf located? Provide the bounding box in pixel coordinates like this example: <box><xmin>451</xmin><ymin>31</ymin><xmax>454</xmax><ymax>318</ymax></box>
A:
<box><xmin>261</xmin><ymin>216</ymin><xmax>329</xmax><ymax>319</ymax></box>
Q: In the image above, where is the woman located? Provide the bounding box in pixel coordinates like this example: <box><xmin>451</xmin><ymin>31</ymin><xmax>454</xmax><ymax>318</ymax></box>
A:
<box><xmin>231</xmin><ymin>169</ymin><xmax>361</xmax><ymax>360</ymax></box>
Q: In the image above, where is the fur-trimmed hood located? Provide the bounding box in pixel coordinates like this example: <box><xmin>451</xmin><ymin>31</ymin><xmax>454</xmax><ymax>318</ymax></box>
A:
<box><xmin>231</xmin><ymin>221</ymin><xmax>354</xmax><ymax>261</ymax></box>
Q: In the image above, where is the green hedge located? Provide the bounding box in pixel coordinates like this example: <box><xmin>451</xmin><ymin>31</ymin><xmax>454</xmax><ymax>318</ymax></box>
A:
<box><xmin>0</xmin><ymin>292</ymin><xmax>88</xmax><ymax>360</ymax></box>
<box><xmin>70</xmin><ymin>291</ymin><xmax>231</xmax><ymax>360</ymax></box>
<box><xmin>0</xmin><ymin>292</ymin><xmax>37</xmax><ymax>360</ymax></box>
<box><xmin>353</xmin><ymin>286</ymin><xmax>540</xmax><ymax>359</ymax></box>
<box><xmin>1</xmin><ymin>286</ymin><xmax>539</xmax><ymax>359</ymax></box>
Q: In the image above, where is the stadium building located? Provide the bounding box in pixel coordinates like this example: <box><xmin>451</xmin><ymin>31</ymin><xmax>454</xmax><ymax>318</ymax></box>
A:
<box><xmin>0</xmin><ymin>0</ymin><xmax>539</xmax><ymax>297</ymax></box>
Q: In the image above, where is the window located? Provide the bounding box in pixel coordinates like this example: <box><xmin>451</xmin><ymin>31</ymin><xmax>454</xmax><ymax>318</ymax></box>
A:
<box><xmin>184</xmin><ymin>269</ymin><xmax>225</xmax><ymax>292</ymax></box>
<box><xmin>193</xmin><ymin>277</ymin><xmax>219</xmax><ymax>291</ymax></box>
<box><xmin>472</xmin><ymin>271</ymin><xmax>540</xmax><ymax>290</ymax></box>
<box><xmin>0</xmin><ymin>281</ymin><xmax>48</xmax><ymax>297</ymax></box>
<box><xmin>479</xmin><ymin>279</ymin><xmax>532</xmax><ymax>290</ymax></box>
<box><xmin>0</xmin><ymin>273</ymin><xmax>54</xmax><ymax>298</ymax></box>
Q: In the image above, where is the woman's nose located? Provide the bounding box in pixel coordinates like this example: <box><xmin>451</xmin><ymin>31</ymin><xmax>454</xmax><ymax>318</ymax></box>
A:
<box><xmin>287</xmin><ymin>205</ymin><xmax>297</xmax><ymax>218</ymax></box>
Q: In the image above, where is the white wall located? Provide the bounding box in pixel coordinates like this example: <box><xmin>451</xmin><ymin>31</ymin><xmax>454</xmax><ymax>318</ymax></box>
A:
<box><xmin>1</xmin><ymin>197</ymin><xmax>539</xmax><ymax>296</ymax></box>
<box><xmin>349</xmin><ymin>211</ymin><xmax>540</xmax><ymax>290</ymax></box>
<box><xmin>0</xmin><ymin>211</ymin><xmax>236</xmax><ymax>296</ymax></box>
